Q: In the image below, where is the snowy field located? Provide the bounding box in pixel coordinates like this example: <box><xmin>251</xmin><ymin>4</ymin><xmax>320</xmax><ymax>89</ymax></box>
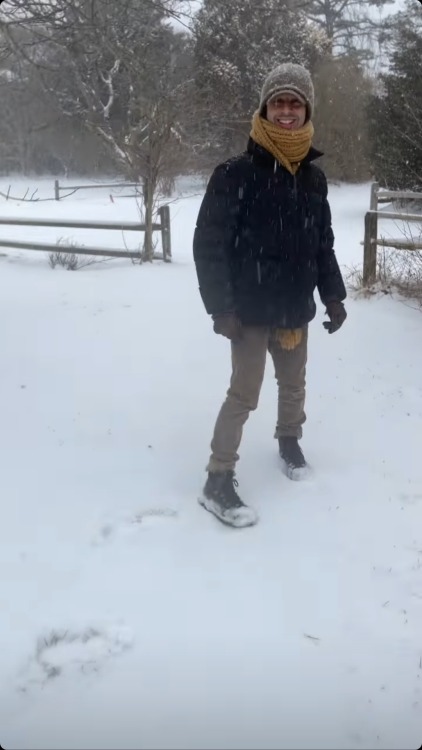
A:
<box><xmin>1</xmin><ymin>176</ymin><xmax>422</xmax><ymax>750</ymax></box>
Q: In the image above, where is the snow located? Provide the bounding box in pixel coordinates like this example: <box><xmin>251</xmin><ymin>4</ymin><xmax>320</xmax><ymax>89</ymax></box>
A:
<box><xmin>1</xmin><ymin>176</ymin><xmax>421</xmax><ymax>750</ymax></box>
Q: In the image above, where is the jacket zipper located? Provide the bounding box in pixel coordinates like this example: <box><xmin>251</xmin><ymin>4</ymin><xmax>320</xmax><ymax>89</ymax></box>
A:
<box><xmin>292</xmin><ymin>172</ymin><xmax>299</xmax><ymax>254</ymax></box>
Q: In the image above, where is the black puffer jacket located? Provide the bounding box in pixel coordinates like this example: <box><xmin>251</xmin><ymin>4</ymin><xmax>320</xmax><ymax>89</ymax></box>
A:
<box><xmin>193</xmin><ymin>138</ymin><xmax>346</xmax><ymax>329</ymax></box>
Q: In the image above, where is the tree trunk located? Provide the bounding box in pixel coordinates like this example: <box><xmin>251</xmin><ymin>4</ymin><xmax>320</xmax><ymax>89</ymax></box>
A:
<box><xmin>142</xmin><ymin>174</ymin><xmax>155</xmax><ymax>262</ymax></box>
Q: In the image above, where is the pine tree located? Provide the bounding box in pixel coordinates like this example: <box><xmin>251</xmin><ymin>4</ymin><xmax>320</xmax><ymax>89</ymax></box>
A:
<box><xmin>192</xmin><ymin>0</ymin><xmax>328</xmax><ymax>164</ymax></box>
<box><xmin>368</xmin><ymin>2</ymin><xmax>422</xmax><ymax>190</ymax></box>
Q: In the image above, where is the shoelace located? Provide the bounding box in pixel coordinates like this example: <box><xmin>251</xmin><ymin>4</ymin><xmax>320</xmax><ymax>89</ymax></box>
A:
<box><xmin>220</xmin><ymin>475</ymin><xmax>243</xmax><ymax>508</ymax></box>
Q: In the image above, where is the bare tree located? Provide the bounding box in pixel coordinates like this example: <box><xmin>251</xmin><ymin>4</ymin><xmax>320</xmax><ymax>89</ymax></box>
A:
<box><xmin>0</xmin><ymin>0</ymin><xmax>195</xmax><ymax>260</ymax></box>
<box><xmin>298</xmin><ymin>0</ymin><xmax>395</xmax><ymax>60</ymax></box>
<box><xmin>313</xmin><ymin>55</ymin><xmax>373</xmax><ymax>181</ymax></box>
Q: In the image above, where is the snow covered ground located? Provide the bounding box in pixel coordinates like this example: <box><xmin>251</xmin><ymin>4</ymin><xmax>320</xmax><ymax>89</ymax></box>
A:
<box><xmin>1</xmin><ymin>176</ymin><xmax>421</xmax><ymax>750</ymax></box>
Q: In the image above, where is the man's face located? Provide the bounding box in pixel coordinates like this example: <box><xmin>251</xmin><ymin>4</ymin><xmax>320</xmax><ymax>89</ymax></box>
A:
<box><xmin>266</xmin><ymin>94</ymin><xmax>307</xmax><ymax>130</ymax></box>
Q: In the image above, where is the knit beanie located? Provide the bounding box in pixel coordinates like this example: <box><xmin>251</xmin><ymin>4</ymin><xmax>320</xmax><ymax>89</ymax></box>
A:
<box><xmin>259</xmin><ymin>63</ymin><xmax>315</xmax><ymax>122</ymax></box>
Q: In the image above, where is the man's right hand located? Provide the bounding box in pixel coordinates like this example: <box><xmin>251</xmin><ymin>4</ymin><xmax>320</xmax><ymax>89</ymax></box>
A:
<box><xmin>212</xmin><ymin>313</ymin><xmax>243</xmax><ymax>342</ymax></box>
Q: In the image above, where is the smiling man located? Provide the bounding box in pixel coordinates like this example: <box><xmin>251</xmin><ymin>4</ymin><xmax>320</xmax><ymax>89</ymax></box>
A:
<box><xmin>193</xmin><ymin>63</ymin><xmax>347</xmax><ymax>528</ymax></box>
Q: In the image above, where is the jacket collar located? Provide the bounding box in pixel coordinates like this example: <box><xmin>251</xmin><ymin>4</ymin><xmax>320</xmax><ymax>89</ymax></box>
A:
<box><xmin>246</xmin><ymin>137</ymin><xmax>323</xmax><ymax>168</ymax></box>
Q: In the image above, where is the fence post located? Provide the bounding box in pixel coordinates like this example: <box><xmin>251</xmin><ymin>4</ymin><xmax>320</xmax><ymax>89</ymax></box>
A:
<box><xmin>370</xmin><ymin>182</ymin><xmax>379</xmax><ymax>211</ymax></box>
<box><xmin>363</xmin><ymin>211</ymin><xmax>378</xmax><ymax>286</ymax></box>
<box><xmin>54</xmin><ymin>180</ymin><xmax>60</xmax><ymax>201</ymax></box>
<box><xmin>159</xmin><ymin>205</ymin><xmax>171</xmax><ymax>262</ymax></box>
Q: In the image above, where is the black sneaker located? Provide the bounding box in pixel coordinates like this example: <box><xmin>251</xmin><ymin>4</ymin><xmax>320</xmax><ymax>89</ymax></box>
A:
<box><xmin>278</xmin><ymin>437</ymin><xmax>310</xmax><ymax>481</ymax></box>
<box><xmin>199</xmin><ymin>471</ymin><xmax>258</xmax><ymax>527</ymax></box>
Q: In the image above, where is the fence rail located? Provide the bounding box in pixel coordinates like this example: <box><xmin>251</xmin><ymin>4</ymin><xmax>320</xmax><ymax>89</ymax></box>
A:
<box><xmin>0</xmin><ymin>217</ymin><xmax>160</xmax><ymax>231</ymax></box>
<box><xmin>0</xmin><ymin>205</ymin><xmax>172</xmax><ymax>262</ymax></box>
<box><xmin>370</xmin><ymin>183</ymin><xmax>422</xmax><ymax>209</ymax></box>
<box><xmin>0</xmin><ymin>239</ymin><xmax>143</xmax><ymax>259</ymax></box>
<box><xmin>54</xmin><ymin>179</ymin><xmax>140</xmax><ymax>200</ymax></box>
<box><xmin>363</xmin><ymin>183</ymin><xmax>421</xmax><ymax>285</ymax></box>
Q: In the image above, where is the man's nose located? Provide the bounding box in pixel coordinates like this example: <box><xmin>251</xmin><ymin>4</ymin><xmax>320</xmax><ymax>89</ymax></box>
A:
<box><xmin>279</xmin><ymin>103</ymin><xmax>294</xmax><ymax>115</ymax></box>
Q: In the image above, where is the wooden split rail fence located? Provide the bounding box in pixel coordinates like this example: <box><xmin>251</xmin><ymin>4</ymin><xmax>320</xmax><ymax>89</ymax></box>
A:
<box><xmin>0</xmin><ymin>205</ymin><xmax>172</xmax><ymax>262</ymax></box>
<box><xmin>363</xmin><ymin>182</ymin><xmax>422</xmax><ymax>285</ymax></box>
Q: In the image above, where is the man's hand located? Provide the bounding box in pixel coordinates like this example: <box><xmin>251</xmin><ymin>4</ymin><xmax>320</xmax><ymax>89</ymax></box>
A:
<box><xmin>323</xmin><ymin>301</ymin><xmax>347</xmax><ymax>334</ymax></box>
<box><xmin>212</xmin><ymin>313</ymin><xmax>243</xmax><ymax>342</ymax></box>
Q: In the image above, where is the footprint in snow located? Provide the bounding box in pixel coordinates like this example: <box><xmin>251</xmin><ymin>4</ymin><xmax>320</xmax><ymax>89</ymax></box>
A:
<box><xmin>93</xmin><ymin>507</ymin><xmax>178</xmax><ymax>546</ymax></box>
<box><xmin>16</xmin><ymin>625</ymin><xmax>133</xmax><ymax>693</ymax></box>
<box><xmin>132</xmin><ymin>507</ymin><xmax>179</xmax><ymax>526</ymax></box>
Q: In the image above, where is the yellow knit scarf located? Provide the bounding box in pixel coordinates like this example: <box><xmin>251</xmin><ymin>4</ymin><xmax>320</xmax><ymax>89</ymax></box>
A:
<box><xmin>250</xmin><ymin>111</ymin><xmax>314</xmax><ymax>176</ymax></box>
<box><xmin>250</xmin><ymin>113</ymin><xmax>314</xmax><ymax>349</ymax></box>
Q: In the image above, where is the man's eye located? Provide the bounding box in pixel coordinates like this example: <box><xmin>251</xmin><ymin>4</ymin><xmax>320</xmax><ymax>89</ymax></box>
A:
<box><xmin>271</xmin><ymin>99</ymin><xmax>302</xmax><ymax>108</ymax></box>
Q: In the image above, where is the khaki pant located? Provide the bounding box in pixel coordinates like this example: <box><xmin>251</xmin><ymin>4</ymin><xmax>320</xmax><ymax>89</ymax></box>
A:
<box><xmin>207</xmin><ymin>326</ymin><xmax>308</xmax><ymax>473</ymax></box>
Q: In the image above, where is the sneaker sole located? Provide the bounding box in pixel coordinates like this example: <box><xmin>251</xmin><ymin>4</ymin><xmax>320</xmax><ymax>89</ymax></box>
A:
<box><xmin>198</xmin><ymin>495</ymin><xmax>258</xmax><ymax>528</ymax></box>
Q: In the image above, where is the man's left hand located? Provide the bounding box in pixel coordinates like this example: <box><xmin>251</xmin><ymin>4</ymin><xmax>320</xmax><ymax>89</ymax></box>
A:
<box><xmin>324</xmin><ymin>301</ymin><xmax>347</xmax><ymax>334</ymax></box>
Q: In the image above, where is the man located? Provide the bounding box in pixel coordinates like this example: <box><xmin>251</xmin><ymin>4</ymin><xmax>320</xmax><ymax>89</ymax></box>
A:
<box><xmin>193</xmin><ymin>63</ymin><xmax>347</xmax><ymax>528</ymax></box>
